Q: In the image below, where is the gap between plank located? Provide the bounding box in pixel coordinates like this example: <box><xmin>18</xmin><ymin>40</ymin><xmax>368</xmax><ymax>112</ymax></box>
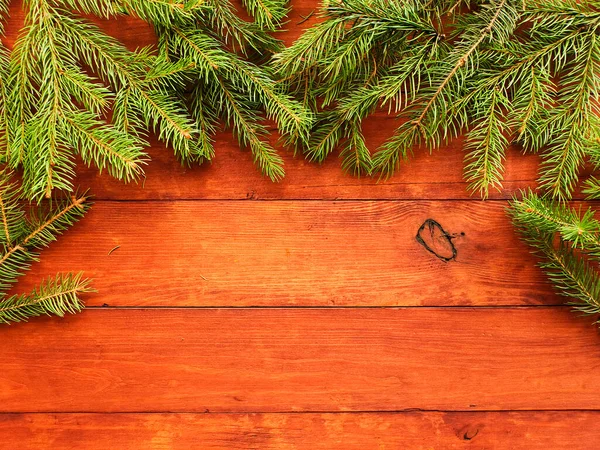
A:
<box><xmin>87</xmin><ymin>304</ymin><xmax>570</xmax><ymax>310</ymax></box>
<box><xmin>3</xmin><ymin>408</ymin><xmax>600</xmax><ymax>414</ymax></box>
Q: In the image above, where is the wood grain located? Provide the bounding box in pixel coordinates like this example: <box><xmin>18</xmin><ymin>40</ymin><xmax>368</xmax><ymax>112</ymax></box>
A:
<box><xmin>3</xmin><ymin>1</ymin><xmax>600</xmax><ymax>447</ymax></box>
<box><xmin>1</xmin><ymin>308</ymin><xmax>599</xmax><ymax>413</ymax></box>
<box><xmin>14</xmin><ymin>200</ymin><xmax>557</xmax><ymax>307</ymax></box>
<box><xmin>2</xmin><ymin>411</ymin><xmax>599</xmax><ymax>449</ymax></box>
<box><xmin>74</xmin><ymin>129</ymin><xmax>547</xmax><ymax>201</ymax></box>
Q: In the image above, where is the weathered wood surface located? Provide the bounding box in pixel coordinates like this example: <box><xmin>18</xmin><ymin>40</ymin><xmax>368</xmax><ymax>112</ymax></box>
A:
<box><xmin>13</xmin><ymin>201</ymin><xmax>556</xmax><ymax>307</ymax></box>
<box><xmin>74</xmin><ymin>132</ymin><xmax>547</xmax><ymax>201</ymax></box>
<box><xmin>1</xmin><ymin>308</ymin><xmax>599</xmax><ymax>412</ymax></box>
<box><xmin>2</xmin><ymin>411</ymin><xmax>600</xmax><ymax>450</ymax></box>
<box><xmin>2</xmin><ymin>0</ymin><xmax>600</xmax><ymax>447</ymax></box>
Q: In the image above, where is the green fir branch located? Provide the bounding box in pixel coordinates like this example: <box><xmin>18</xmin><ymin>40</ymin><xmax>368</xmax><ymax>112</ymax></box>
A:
<box><xmin>0</xmin><ymin>172</ymin><xmax>92</xmax><ymax>324</ymax></box>
<box><xmin>510</xmin><ymin>193</ymin><xmax>600</xmax><ymax>319</ymax></box>
<box><xmin>0</xmin><ymin>273</ymin><xmax>93</xmax><ymax>324</ymax></box>
<box><xmin>373</xmin><ymin>0</ymin><xmax>518</xmax><ymax>178</ymax></box>
<box><xmin>510</xmin><ymin>191</ymin><xmax>600</xmax><ymax>251</ymax></box>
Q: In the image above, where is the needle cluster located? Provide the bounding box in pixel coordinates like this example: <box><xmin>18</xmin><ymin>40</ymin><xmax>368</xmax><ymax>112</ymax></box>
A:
<box><xmin>510</xmin><ymin>192</ymin><xmax>600</xmax><ymax>320</ymax></box>
<box><xmin>275</xmin><ymin>0</ymin><xmax>600</xmax><ymax>199</ymax></box>
<box><xmin>0</xmin><ymin>171</ymin><xmax>92</xmax><ymax>324</ymax></box>
<box><xmin>2</xmin><ymin>0</ymin><xmax>306</xmax><ymax>201</ymax></box>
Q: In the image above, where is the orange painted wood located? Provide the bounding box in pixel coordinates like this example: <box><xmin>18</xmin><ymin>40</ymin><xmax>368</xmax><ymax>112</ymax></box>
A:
<box><xmin>14</xmin><ymin>200</ymin><xmax>557</xmax><ymax>307</ymax></box>
<box><xmin>3</xmin><ymin>1</ymin><xmax>600</xmax><ymax>447</ymax></box>
<box><xmin>74</xmin><ymin>129</ymin><xmax>546</xmax><ymax>201</ymax></box>
<box><xmin>1</xmin><ymin>308</ymin><xmax>599</xmax><ymax>412</ymax></box>
<box><xmin>2</xmin><ymin>411</ymin><xmax>600</xmax><ymax>449</ymax></box>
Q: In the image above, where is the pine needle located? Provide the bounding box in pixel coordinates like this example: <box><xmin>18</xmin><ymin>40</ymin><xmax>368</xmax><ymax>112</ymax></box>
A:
<box><xmin>0</xmin><ymin>171</ymin><xmax>92</xmax><ymax>324</ymax></box>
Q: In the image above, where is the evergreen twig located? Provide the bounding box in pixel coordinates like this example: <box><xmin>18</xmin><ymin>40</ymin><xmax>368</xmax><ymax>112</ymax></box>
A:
<box><xmin>0</xmin><ymin>171</ymin><xmax>92</xmax><ymax>324</ymax></box>
<box><xmin>510</xmin><ymin>192</ymin><xmax>600</xmax><ymax>319</ymax></box>
<box><xmin>276</xmin><ymin>0</ymin><xmax>600</xmax><ymax>199</ymax></box>
<box><xmin>2</xmin><ymin>0</ymin><xmax>303</xmax><ymax>200</ymax></box>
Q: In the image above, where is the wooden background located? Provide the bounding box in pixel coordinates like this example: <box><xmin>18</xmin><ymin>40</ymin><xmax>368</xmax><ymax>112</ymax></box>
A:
<box><xmin>1</xmin><ymin>1</ymin><xmax>600</xmax><ymax>448</ymax></box>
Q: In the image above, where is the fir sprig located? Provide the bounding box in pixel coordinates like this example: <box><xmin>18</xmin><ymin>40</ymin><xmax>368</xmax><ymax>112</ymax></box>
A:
<box><xmin>277</xmin><ymin>0</ymin><xmax>600</xmax><ymax>199</ymax></box>
<box><xmin>156</xmin><ymin>19</ymin><xmax>313</xmax><ymax>180</ymax></box>
<box><xmin>0</xmin><ymin>171</ymin><xmax>92</xmax><ymax>324</ymax></box>
<box><xmin>7</xmin><ymin>0</ymin><xmax>149</xmax><ymax>200</ymax></box>
<box><xmin>510</xmin><ymin>192</ymin><xmax>600</xmax><ymax>320</ymax></box>
<box><xmin>0</xmin><ymin>273</ymin><xmax>92</xmax><ymax>324</ymax></box>
<box><xmin>273</xmin><ymin>0</ymin><xmax>441</xmax><ymax>170</ymax></box>
<box><xmin>3</xmin><ymin>0</ymin><xmax>304</xmax><ymax>200</ymax></box>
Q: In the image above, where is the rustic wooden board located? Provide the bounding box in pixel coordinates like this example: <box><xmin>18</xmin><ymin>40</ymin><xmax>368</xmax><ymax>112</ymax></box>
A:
<box><xmin>2</xmin><ymin>411</ymin><xmax>599</xmax><ymax>450</ymax></box>
<box><xmin>14</xmin><ymin>200</ymin><xmax>557</xmax><ymax>307</ymax></box>
<box><xmin>4</xmin><ymin>0</ymin><xmax>600</xmax><ymax>447</ymax></box>
<box><xmin>1</xmin><ymin>308</ymin><xmax>598</xmax><ymax>412</ymax></box>
<box><xmin>73</xmin><ymin>130</ymin><xmax>546</xmax><ymax>201</ymax></box>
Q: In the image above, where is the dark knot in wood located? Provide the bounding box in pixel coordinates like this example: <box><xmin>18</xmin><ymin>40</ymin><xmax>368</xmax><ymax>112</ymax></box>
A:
<box><xmin>416</xmin><ymin>218</ymin><xmax>463</xmax><ymax>262</ymax></box>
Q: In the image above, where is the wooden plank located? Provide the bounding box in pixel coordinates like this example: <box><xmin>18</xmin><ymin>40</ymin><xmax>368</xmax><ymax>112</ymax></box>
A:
<box><xmin>0</xmin><ymin>308</ymin><xmax>599</xmax><ymax>412</ymax></box>
<box><xmin>14</xmin><ymin>200</ymin><xmax>556</xmax><ymax>307</ymax></box>
<box><xmin>74</xmin><ymin>130</ymin><xmax>545</xmax><ymax>201</ymax></box>
<box><xmin>2</xmin><ymin>411</ymin><xmax>600</xmax><ymax>449</ymax></box>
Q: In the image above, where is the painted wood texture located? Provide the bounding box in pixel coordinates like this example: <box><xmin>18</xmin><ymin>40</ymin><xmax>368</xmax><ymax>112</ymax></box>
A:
<box><xmin>2</xmin><ymin>412</ymin><xmax>600</xmax><ymax>450</ymax></box>
<box><xmin>1</xmin><ymin>308</ymin><xmax>599</xmax><ymax>412</ymax></box>
<box><xmin>74</xmin><ymin>132</ymin><xmax>549</xmax><ymax>201</ymax></box>
<box><xmin>3</xmin><ymin>0</ymin><xmax>600</xmax><ymax>447</ymax></box>
<box><xmin>14</xmin><ymin>201</ymin><xmax>557</xmax><ymax>307</ymax></box>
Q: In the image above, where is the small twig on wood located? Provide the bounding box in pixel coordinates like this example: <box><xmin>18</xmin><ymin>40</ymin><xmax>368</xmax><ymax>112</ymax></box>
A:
<box><xmin>108</xmin><ymin>245</ymin><xmax>121</xmax><ymax>256</ymax></box>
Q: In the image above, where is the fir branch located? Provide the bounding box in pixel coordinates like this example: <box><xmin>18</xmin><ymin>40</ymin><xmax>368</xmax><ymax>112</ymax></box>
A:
<box><xmin>305</xmin><ymin>112</ymin><xmax>346</xmax><ymax>163</ymax></box>
<box><xmin>211</xmin><ymin>77</ymin><xmax>285</xmax><ymax>180</ymax></box>
<box><xmin>8</xmin><ymin>2</ymin><xmax>152</xmax><ymax>199</ymax></box>
<box><xmin>61</xmin><ymin>110</ymin><xmax>148</xmax><ymax>181</ymax></box>
<box><xmin>273</xmin><ymin>0</ymin><xmax>438</xmax><ymax>104</ymax></box>
<box><xmin>272</xmin><ymin>17</ymin><xmax>348</xmax><ymax>93</ymax></box>
<box><xmin>227</xmin><ymin>58</ymin><xmax>314</xmax><ymax>147</ymax></box>
<box><xmin>410</xmin><ymin>0</ymin><xmax>511</xmax><ymax>129</ymax></box>
<box><xmin>198</xmin><ymin>0</ymin><xmax>282</xmax><ymax>55</ymax></box>
<box><xmin>0</xmin><ymin>0</ymin><xmax>9</xmax><ymax>33</ymax></box>
<box><xmin>527</xmin><ymin>231</ymin><xmax>600</xmax><ymax>318</ymax></box>
<box><xmin>0</xmin><ymin>44</ymin><xmax>10</xmax><ymax>163</ymax></box>
<box><xmin>0</xmin><ymin>171</ymin><xmax>24</xmax><ymax>248</ymax></box>
<box><xmin>508</xmin><ymin>65</ymin><xmax>554</xmax><ymax>151</ymax></box>
<box><xmin>583</xmin><ymin>176</ymin><xmax>600</xmax><ymax>200</ymax></box>
<box><xmin>510</xmin><ymin>195</ymin><xmax>600</xmax><ymax>319</ymax></box>
<box><xmin>510</xmin><ymin>191</ymin><xmax>600</xmax><ymax>251</ymax></box>
<box><xmin>60</xmin><ymin>68</ymin><xmax>112</xmax><ymax>116</ymax></box>
<box><xmin>0</xmin><ymin>273</ymin><xmax>92</xmax><ymax>324</ymax></box>
<box><xmin>240</xmin><ymin>0</ymin><xmax>288</xmax><ymax>30</ymax></box>
<box><xmin>8</xmin><ymin>19</ymin><xmax>41</xmax><ymax>168</ymax></box>
<box><xmin>0</xmin><ymin>192</ymin><xmax>89</xmax><ymax>292</ymax></box>
<box><xmin>308</xmin><ymin>37</ymin><xmax>444</xmax><ymax>169</ymax></box>
<box><xmin>373</xmin><ymin>0</ymin><xmax>518</xmax><ymax>177</ymax></box>
<box><xmin>538</xmin><ymin>30</ymin><xmax>600</xmax><ymax>200</ymax></box>
<box><xmin>160</xmin><ymin>25</ymin><xmax>299</xmax><ymax>175</ymax></box>
<box><xmin>340</xmin><ymin>121</ymin><xmax>372</xmax><ymax>176</ymax></box>
<box><xmin>189</xmin><ymin>84</ymin><xmax>218</xmax><ymax>160</ymax></box>
<box><xmin>59</xmin><ymin>14</ymin><xmax>202</xmax><ymax>163</ymax></box>
<box><xmin>463</xmin><ymin>86</ymin><xmax>510</xmax><ymax>197</ymax></box>
<box><xmin>0</xmin><ymin>171</ymin><xmax>92</xmax><ymax>325</ymax></box>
